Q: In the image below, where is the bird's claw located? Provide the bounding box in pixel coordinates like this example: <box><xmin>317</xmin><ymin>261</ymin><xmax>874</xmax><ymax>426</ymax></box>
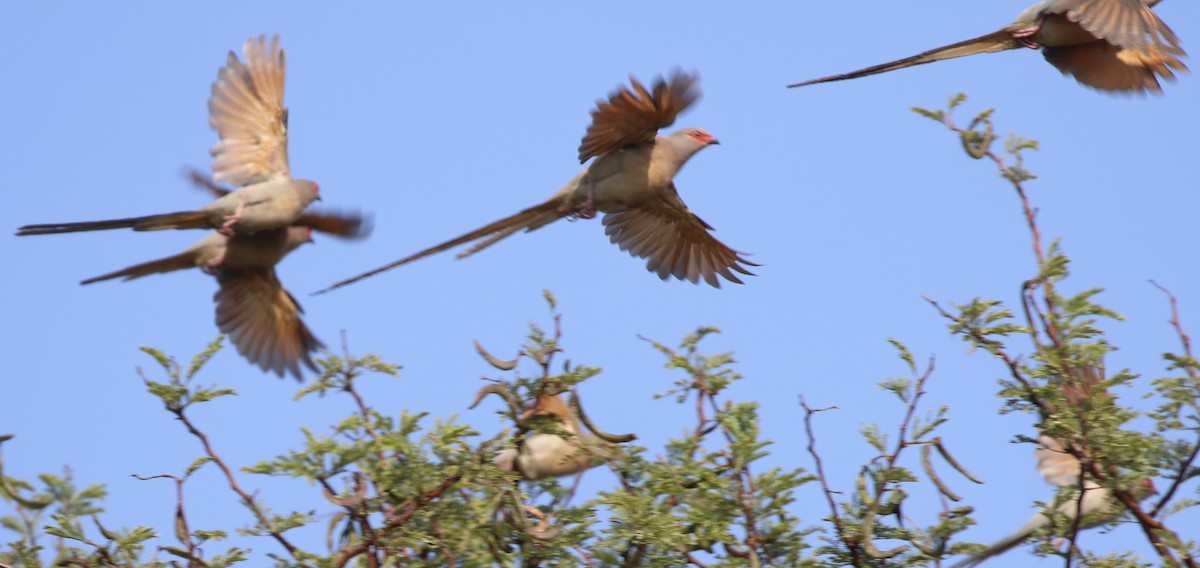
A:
<box><xmin>219</xmin><ymin>200</ymin><xmax>246</xmax><ymax>236</ymax></box>
<box><xmin>572</xmin><ymin>204</ymin><xmax>597</xmax><ymax>220</ymax></box>
<box><xmin>202</xmin><ymin>251</ymin><xmax>226</xmax><ymax>275</ymax></box>
<box><xmin>1010</xmin><ymin>14</ymin><xmax>1044</xmax><ymax>48</ymax></box>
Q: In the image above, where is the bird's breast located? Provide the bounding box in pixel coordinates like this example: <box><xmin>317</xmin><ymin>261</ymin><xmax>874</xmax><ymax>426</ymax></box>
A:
<box><xmin>583</xmin><ymin>148</ymin><xmax>660</xmax><ymax>211</ymax></box>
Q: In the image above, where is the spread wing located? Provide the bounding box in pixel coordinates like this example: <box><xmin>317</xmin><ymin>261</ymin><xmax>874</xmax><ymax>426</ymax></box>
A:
<box><xmin>1047</xmin><ymin>0</ymin><xmax>1182</xmax><ymax>55</ymax></box>
<box><xmin>208</xmin><ymin>34</ymin><xmax>291</xmax><ymax>186</ymax></box>
<box><xmin>578</xmin><ymin>70</ymin><xmax>700</xmax><ymax>163</ymax></box>
<box><xmin>602</xmin><ymin>186</ymin><xmax>757</xmax><ymax>288</ymax></box>
<box><xmin>215</xmin><ymin>268</ymin><xmax>323</xmax><ymax>379</ymax></box>
<box><xmin>1043</xmin><ymin>0</ymin><xmax>1186</xmax><ymax>93</ymax></box>
<box><xmin>295</xmin><ymin>210</ymin><xmax>372</xmax><ymax>240</ymax></box>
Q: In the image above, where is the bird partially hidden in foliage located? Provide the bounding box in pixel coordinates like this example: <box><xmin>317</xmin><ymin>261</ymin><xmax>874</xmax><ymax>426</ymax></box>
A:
<box><xmin>316</xmin><ymin>69</ymin><xmax>756</xmax><ymax>294</ymax></box>
<box><xmin>494</xmin><ymin>392</ymin><xmax>615</xmax><ymax>480</ymax></box>
<box><xmin>472</xmin><ymin>383</ymin><xmax>632</xmax><ymax>481</ymax></box>
<box><xmin>951</xmin><ymin>436</ymin><xmax>1157</xmax><ymax>567</ymax></box>
<box><xmin>789</xmin><ymin>0</ymin><xmax>1186</xmax><ymax>94</ymax></box>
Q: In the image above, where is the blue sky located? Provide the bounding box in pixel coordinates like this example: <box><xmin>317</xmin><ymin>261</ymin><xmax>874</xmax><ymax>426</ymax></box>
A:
<box><xmin>3</xmin><ymin>2</ymin><xmax>1197</xmax><ymax>565</ymax></box>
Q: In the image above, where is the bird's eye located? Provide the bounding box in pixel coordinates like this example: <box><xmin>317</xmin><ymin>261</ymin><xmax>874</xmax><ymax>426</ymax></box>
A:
<box><xmin>691</xmin><ymin>131</ymin><xmax>702</xmax><ymax>138</ymax></box>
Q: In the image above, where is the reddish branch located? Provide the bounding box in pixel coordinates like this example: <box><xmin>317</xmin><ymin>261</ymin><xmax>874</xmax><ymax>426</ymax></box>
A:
<box><xmin>167</xmin><ymin>406</ymin><xmax>299</xmax><ymax>557</ymax></box>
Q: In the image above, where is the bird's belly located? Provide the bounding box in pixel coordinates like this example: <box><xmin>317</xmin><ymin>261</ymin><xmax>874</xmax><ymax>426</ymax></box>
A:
<box><xmin>589</xmin><ymin>170</ymin><xmax>653</xmax><ymax>211</ymax></box>
<box><xmin>222</xmin><ymin>230</ymin><xmax>290</xmax><ymax>269</ymax></box>
<box><xmin>1037</xmin><ymin>15</ymin><xmax>1101</xmax><ymax>47</ymax></box>
<box><xmin>238</xmin><ymin>198</ymin><xmax>300</xmax><ymax>233</ymax></box>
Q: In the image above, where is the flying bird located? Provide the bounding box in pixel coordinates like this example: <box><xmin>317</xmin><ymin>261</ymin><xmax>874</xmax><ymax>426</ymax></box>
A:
<box><xmin>77</xmin><ymin>170</ymin><xmax>367</xmax><ymax>379</ymax></box>
<box><xmin>789</xmin><ymin>0</ymin><xmax>1186</xmax><ymax>94</ymax></box>
<box><xmin>18</xmin><ymin>35</ymin><xmax>320</xmax><ymax>238</ymax></box>
<box><xmin>952</xmin><ymin>436</ymin><xmax>1157</xmax><ymax>567</ymax></box>
<box><xmin>317</xmin><ymin>70</ymin><xmax>755</xmax><ymax>293</ymax></box>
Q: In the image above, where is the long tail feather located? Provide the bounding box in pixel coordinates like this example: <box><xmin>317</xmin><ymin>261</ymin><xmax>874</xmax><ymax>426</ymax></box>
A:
<box><xmin>80</xmin><ymin>251</ymin><xmax>199</xmax><ymax>285</ymax></box>
<box><xmin>788</xmin><ymin>30</ymin><xmax>1018</xmax><ymax>88</ymax></box>
<box><xmin>132</xmin><ymin>210</ymin><xmax>214</xmax><ymax>231</ymax></box>
<box><xmin>312</xmin><ymin>199</ymin><xmax>564</xmax><ymax>295</ymax></box>
<box><xmin>18</xmin><ymin>217</ymin><xmax>143</xmax><ymax>235</ymax></box>
<box><xmin>18</xmin><ymin>210</ymin><xmax>212</xmax><ymax>235</ymax></box>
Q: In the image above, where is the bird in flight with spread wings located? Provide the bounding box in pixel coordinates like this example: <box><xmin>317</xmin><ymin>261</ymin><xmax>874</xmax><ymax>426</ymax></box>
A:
<box><xmin>316</xmin><ymin>70</ymin><xmax>756</xmax><ymax>293</ymax></box>
<box><xmin>789</xmin><ymin>0</ymin><xmax>1186</xmax><ymax>94</ymax></box>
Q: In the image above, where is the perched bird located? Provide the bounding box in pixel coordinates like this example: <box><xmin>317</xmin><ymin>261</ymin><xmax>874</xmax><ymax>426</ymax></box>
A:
<box><xmin>789</xmin><ymin>0</ymin><xmax>1186</xmax><ymax>94</ymax></box>
<box><xmin>317</xmin><ymin>70</ymin><xmax>755</xmax><ymax>293</ymax></box>
<box><xmin>18</xmin><ymin>35</ymin><xmax>319</xmax><ymax>237</ymax></box>
<box><xmin>952</xmin><ymin>436</ymin><xmax>1157</xmax><ymax>567</ymax></box>
<box><xmin>496</xmin><ymin>393</ymin><xmax>614</xmax><ymax>480</ymax></box>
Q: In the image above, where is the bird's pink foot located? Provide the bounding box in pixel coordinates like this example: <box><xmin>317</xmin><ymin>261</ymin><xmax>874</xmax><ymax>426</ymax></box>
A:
<box><xmin>202</xmin><ymin>250</ymin><xmax>227</xmax><ymax>275</ymax></box>
<box><xmin>572</xmin><ymin>181</ymin><xmax>597</xmax><ymax>219</ymax></box>
<box><xmin>219</xmin><ymin>200</ymin><xmax>246</xmax><ymax>236</ymax></box>
<box><xmin>1011</xmin><ymin>14</ymin><xmax>1044</xmax><ymax>48</ymax></box>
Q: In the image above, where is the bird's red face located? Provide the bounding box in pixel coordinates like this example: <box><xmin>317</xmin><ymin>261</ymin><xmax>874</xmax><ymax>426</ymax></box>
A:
<box><xmin>688</xmin><ymin>129</ymin><xmax>720</xmax><ymax>146</ymax></box>
<box><xmin>311</xmin><ymin>181</ymin><xmax>320</xmax><ymax>195</ymax></box>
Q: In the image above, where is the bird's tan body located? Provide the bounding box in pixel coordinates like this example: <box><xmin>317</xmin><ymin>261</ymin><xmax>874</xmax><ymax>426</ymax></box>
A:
<box><xmin>496</xmin><ymin>394</ymin><xmax>611</xmax><ymax>480</ymax></box>
<box><xmin>571</xmin><ymin>137</ymin><xmax>683</xmax><ymax>208</ymax></box>
<box><xmin>788</xmin><ymin>0</ymin><xmax>1186</xmax><ymax>93</ymax></box>
<box><xmin>1018</xmin><ymin>13</ymin><xmax>1107</xmax><ymax>47</ymax></box>
<box><xmin>317</xmin><ymin>71</ymin><xmax>755</xmax><ymax>293</ymax></box>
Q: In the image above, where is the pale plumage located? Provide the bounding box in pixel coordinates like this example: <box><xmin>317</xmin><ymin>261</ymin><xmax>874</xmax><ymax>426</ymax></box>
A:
<box><xmin>17</xmin><ymin>35</ymin><xmax>319</xmax><ymax>238</ymax></box>
<box><xmin>952</xmin><ymin>437</ymin><xmax>1156</xmax><ymax>567</ymax></box>
<box><xmin>495</xmin><ymin>394</ymin><xmax>613</xmax><ymax>480</ymax></box>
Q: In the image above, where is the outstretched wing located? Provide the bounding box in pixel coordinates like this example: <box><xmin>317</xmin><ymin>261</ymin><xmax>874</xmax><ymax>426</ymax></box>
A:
<box><xmin>208</xmin><ymin>34</ymin><xmax>291</xmax><ymax>186</ymax></box>
<box><xmin>602</xmin><ymin>185</ymin><xmax>756</xmax><ymax>288</ymax></box>
<box><xmin>578</xmin><ymin>70</ymin><xmax>700</xmax><ymax>163</ymax></box>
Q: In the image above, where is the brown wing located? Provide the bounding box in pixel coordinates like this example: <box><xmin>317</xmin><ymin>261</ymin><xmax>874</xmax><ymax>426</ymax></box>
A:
<box><xmin>1043</xmin><ymin>41</ymin><xmax>1177</xmax><ymax>92</ymax></box>
<box><xmin>1049</xmin><ymin>0</ymin><xmax>1182</xmax><ymax>55</ymax></box>
<box><xmin>208</xmin><ymin>35</ymin><xmax>291</xmax><ymax>186</ymax></box>
<box><xmin>295</xmin><ymin>210</ymin><xmax>372</xmax><ymax>240</ymax></box>
<box><xmin>185</xmin><ymin>168</ymin><xmax>233</xmax><ymax>198</ymax></box>
<box><xmin>578</xmin><ymin>70</ymin><xmax>700</xmax><ymax>163</ymax></box>
<box><xmin>601</xmin><ymin>186</ymin><xmax>756</xmax><ymax>288</ymax></box>
<box><xmin>215</xmin><ymin>268</ymin><xmax>323</xmax><ymax>379</ymax></box>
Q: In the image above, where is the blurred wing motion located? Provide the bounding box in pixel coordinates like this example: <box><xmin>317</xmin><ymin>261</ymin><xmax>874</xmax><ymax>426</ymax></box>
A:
<box><xmin>208</xmin><ymin>34</ymin><xmax>291</xmax><ymax>186</ymax></box>
<box><xmin>578</xmin><ymin>69</ymin><xmax>700</xmax><ymax>162</ymax></box>
<box><xmin>215</xmin><ymin>268</ymin><xmax>324</xmax><ymax>379</ymax></box>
